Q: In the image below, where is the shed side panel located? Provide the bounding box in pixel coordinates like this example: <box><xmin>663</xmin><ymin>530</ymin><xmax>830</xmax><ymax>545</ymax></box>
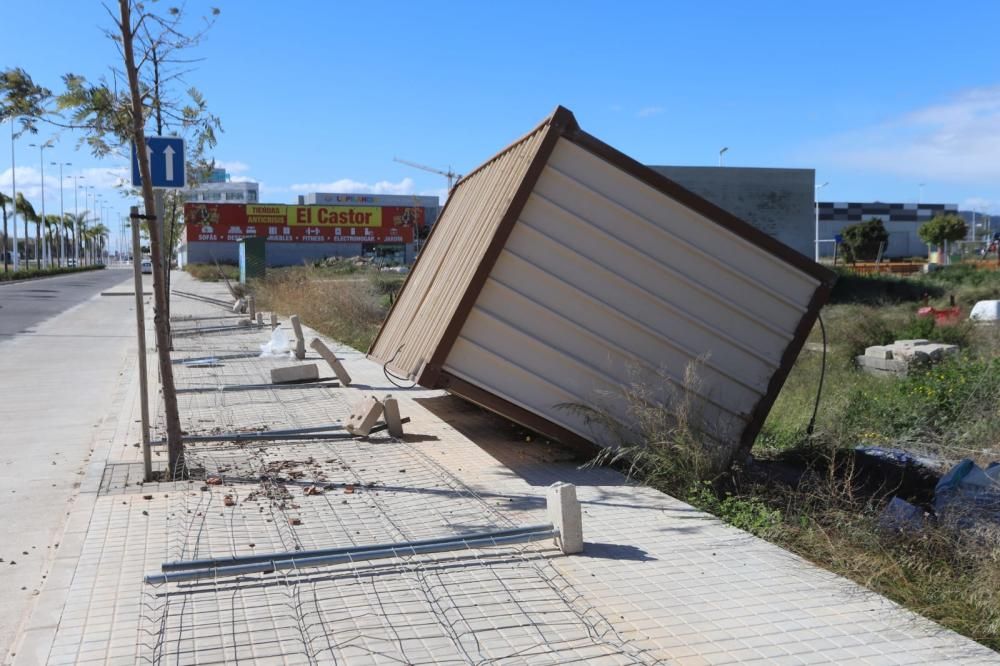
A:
<box><xmin>443</xmin><ymin>137</ymin><xmax>822</xmax><ymax>453</ymax></box>
<box><xmin>368</xmin><ymin>123</ymin><xmax>550</xmax><ymax>378</ymax></box>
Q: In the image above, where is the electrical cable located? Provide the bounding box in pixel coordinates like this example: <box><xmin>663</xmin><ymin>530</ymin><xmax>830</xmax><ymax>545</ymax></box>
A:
<box><xmin>806</xmin><ymin>313</ymin><xmax>827</xmax><ymax>436</ymax></box>
<box><xmin>383</xmin><ymin>344</ymin><xmax>418</xmax><ymax>389</ymax></box>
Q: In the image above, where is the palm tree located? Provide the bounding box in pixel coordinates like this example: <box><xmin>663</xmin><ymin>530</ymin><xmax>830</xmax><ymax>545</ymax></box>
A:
<box><xmin>64</xmin><ymin>211</ymin><xmax>88</xmax><ymax>264</ymax></box>
<box><xmin>0</xmin><ymin>192</ymin><xmax>11</xmax><ymax>272</ymax></box>
<box><xmin>15</xmin><ymin>193</ymin><xmax>37</xmax><ymax>268</ymax></box>
<box><xmin>90</xmin><ymin>223</ymin><xmax>109</xmax><ymax>264</ymax></box>
<box><xmin>43</xmin><ymin>214</ymin><xmax>62</xmax><ymax>266</ymax></box>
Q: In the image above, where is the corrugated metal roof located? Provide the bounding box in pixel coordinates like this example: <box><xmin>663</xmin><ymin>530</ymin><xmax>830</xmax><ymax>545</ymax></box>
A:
<box><xmin>369</xmin><ymin>106</ymin><xmax>835</xmax><ymax>458</ymax></box>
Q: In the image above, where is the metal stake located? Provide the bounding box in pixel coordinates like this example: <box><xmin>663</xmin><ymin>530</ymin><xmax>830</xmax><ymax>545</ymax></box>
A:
<box><xmin>130</xmin><ymin>207</ymin><xmax>152</xmax><ymax>480</ymax></box>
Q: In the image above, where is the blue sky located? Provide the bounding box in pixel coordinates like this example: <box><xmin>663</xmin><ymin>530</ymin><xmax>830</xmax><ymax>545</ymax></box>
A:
<box><xmin>3</xmin><ymin>0</ymin><xmax>1000</xmax><ymax>242</ymax></box>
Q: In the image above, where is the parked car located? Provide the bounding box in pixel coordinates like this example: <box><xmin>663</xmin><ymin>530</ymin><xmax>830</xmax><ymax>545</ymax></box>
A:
<box><xmin>141</xmin><ymin>259</ymin><xmax>153</xmax><ymax>274</ymax></box>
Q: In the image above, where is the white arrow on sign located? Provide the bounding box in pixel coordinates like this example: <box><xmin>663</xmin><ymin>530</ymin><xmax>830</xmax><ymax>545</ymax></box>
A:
<box><xmin>163</xmin><ymin>144</ymin><xmax>176</xmax><ymax>182</ymax></box>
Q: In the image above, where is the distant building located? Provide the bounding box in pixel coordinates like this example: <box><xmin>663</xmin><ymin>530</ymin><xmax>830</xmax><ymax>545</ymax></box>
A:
<box><xmin>186</xmin><ymin>167</ymin><xmax>259</xmax><ymax>204</ymax></box>
<box><xmin>818</xmin><ymin>202</ymin><xmax>958</xmax><ymax>258</ymax></box>
<box><xmin>178</xmin><ymin>191</ymin><xmax>441</xmax><ymax>268</ymax></box>
<box><xmin>649</xmin><ymin>166</ymin><xmax>816</xmax><ymax>258</ymax></box>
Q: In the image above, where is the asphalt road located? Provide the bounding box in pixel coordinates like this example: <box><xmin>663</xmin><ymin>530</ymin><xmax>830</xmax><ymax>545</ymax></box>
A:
<box><xmin>0</xmin><ymin>268</ymin><xmax>132</xmax><ymax>338</ymax></box>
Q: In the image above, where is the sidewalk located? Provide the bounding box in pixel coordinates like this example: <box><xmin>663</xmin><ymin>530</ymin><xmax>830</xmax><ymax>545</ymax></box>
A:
<box><xmin>10</xmin><ymin>271</ymin><xmax>999</xmax><ymax>664</ymax></box>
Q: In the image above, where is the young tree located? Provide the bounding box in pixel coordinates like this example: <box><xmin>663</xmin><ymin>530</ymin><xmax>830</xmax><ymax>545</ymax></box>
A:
<box><xmin>840</xmin><ymin>217</ymin><xmax>889</xmax><ymax>263</ymax></box>
<box><xmin>918</xmin><ymin>213</ymin><xmax>968</xmax><ymax>255</ymax></box>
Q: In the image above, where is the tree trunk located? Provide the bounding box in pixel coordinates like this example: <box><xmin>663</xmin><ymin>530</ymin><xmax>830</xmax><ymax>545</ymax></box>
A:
<box><xmin>119</xmin><ymin>0</ymin><xmax>184</xmax><ymax>477</ymax></box>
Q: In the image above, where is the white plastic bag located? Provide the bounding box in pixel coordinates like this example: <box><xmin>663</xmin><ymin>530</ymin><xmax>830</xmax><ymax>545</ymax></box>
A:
<box><xmin>259</xmin><ymin>326</ymin><xmax>292</xmax><ymax>357</ymax></box>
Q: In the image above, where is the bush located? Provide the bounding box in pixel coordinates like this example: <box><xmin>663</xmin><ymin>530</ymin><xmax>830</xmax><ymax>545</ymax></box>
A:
<box><xmin>841</xmin><ymin>218</ymin><xmax>889</xmax><ymax>262</ymax></box>
<box><xmin>0</xmin><ymin>264</ymin><xmax>105</xmax><ymax>281</ymax></box>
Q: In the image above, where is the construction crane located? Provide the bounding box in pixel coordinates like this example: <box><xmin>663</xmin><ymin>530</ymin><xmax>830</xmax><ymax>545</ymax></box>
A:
<box><xmin>394</xmin><ymin>157</ymin><xmax>462</xmax><ymax>192</ymax></box>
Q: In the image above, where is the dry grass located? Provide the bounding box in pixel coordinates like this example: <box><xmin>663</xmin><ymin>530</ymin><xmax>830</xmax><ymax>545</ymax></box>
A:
<box><xmin>251</xmin><ymin>266</ymin><xmax>392</xmax><ymax>351</ymax></box>
<box><xmin>184</xmin><ymin>262</ymin><xmax>239</xmax><ymax>282</ymax></box>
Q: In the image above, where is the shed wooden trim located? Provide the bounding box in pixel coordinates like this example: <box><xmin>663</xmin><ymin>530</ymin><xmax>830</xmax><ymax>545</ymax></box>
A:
<box><xmin>437</xmin><ymin>371</ymin><xmax>599</xmax><ymax>458</ymax></box>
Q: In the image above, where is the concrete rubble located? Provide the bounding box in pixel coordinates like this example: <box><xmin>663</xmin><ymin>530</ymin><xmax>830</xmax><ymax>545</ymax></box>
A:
<box><xmin>857</xmin><ymin>339</ymin><xmax>960</xmax><ymax>376</ymax></box>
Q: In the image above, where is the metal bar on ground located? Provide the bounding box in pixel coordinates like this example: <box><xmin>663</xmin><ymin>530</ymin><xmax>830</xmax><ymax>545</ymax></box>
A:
<box><xmin>170</xmin><ymin>314</ymin><xmax>252</xmax><ymax>323</ymax></box>
<box><xmin>148</xmin><ymin>418</ymin><xmax>410</xmax><ymax>445</ymax></box>
<box><xmin>173</xmin><ymin>352</ymin><xmax>261</xmax><ymax>364</ymax></box>
<box><xmin>147</xmin><ymin>526</ymin><xmax>558</xmax><ymax>584</ymax></box>
<box><xmin>162</xmin><ymin>523</ymin><xmax>554</xmax><ymax>572</ymax></box>
<box><xmin>176</xmin><ymin>380</ymin><xmax>338</xmax><ymax>394</ymax></box>
<box><xmin>171</xmin><ymin>323</ymin><xmax>256</xmax><ymax>337</ymax></box>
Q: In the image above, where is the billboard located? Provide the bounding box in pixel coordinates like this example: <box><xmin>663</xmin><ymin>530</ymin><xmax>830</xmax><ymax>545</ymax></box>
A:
<box><xmin>185</xmin><ymin>203</ymin><xmax>419</xmax><ymax>243</ymax></box>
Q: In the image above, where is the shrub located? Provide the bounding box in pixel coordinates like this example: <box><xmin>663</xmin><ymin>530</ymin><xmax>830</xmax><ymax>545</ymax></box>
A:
<box><xmin>0</xmin><ymin>264</ymin><xmax>104</xmax><ymax>281</ymax></box>
<box><xmin>841</xmin><ymin>218</ymin><xmax>889</xmax><ymax>262</ymax></box>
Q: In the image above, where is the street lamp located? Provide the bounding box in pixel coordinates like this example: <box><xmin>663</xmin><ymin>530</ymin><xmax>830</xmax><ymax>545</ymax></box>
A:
<box><xmin>52</xmin><ymin>161</ymin><xmax>70</xmax><ymax>266</ymax></box>
<box><xmin>814</xmin><ymin>181</ymin><xmax>829</xmax><ymax>262</ymax></box>
<box><xmin>73</xmin><ymin>174</ymin><xmax>82</xmax><ymax>265</ymax></box>
<box><xmin>28</xmin><ymin>140</ymin><xmax>53</xmax><ymax>267</ymax></box>
<box><xmin>719</xmin><ymin>146</ymin><xmax>729</xmax><ymax>167</ymax></box>
<box><xmin>9</xmin><ymin>118</ymin><xmax>18</xmax><ymax>271</ymax></box>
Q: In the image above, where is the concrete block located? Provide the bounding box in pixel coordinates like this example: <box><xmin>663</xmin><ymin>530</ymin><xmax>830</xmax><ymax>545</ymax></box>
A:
<box><xmin>546</xmin><ymin>482</ymin><xmax>583</xmax><ymax>554</ymax></box>
<box><xmin>248</xmin><ymin>295</ymin><xmax>256</xmax><ymax>320</ymax></box>
<box><xmin>895</xmin><ymin>339</ymin><xmax>930</xmax><ymax>346</ymax></box>
<box><xmin>382</xmin><ymin>396</ymin><xmax>403</xmax><ymax>437</ymax></box>
<box><xmin>270</xmin><ymin>364</ymin><xmax>319</xmax><ymax>384</ymax></box>
<box><xmin>345</xmin><ymin>395</ymin><xmax>383</xmax><ymax>436</ymax></box>
<box><xmin>256</xmin><ymin>312</ymin><xmax>264</xmax><ymax>325</ymax></box>
<box><xmin>864</xmin><ymin>346</ymin><xmax>893</xmax><ymax>360</ymax></box>
<box><xmin>309</xmin><ymin>338</ymin><xmax>352</xmax><ymax>386</ymax></box>
<box><xmin>232</xmin><ymin>298</ymin><xmax>246</xmax><ymax>314</ymax></box>
<box><xmin>270</xmin><ymin>313</ymin><xmax>278</xmax><ymax>330</ymax></box>
<box><xmin>290</xmin><ymin>315</ymin><xmax>306</xmax><ymax>360</ymax></box>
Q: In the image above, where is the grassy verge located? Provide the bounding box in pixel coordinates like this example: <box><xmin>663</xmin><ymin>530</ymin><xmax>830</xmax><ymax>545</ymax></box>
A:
<box><xmin>0</xmin><ymin>264</ymin><xmax>105</xmax><ymax>282</ymax></box>
<box><xmin>599</xmin><ymin>266</ymin><xmax>1000</xmax><ymax>651</ymax></box>
<box><xmin>184</xmin><ymin>262</ymin><xmax>239</xmax><ymax>282</ymax></box>
<box><xmin>250</xmin><ymin>265</ymin><xmax>404</xmax><ymax>351</ymax></box>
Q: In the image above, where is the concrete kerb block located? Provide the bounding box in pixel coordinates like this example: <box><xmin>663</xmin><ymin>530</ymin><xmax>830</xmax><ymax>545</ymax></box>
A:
<box><xmin>256</xmin><ymin>312</ymin><xmax>264</xmax><ymax>326</ymax></box>
<box><xmin>309</xmin><ymin>338</ymin><xmax>352</xmax><ymax>386</ymax></box>
<box><xmin>290</xmin><ymin>315</ymin><xmax>306</xmax><ymax>360</ymax></box>
<box><xmin>270</xmin><ymin>312</ymin><xmax>278</xmax><ymax>330</ymax></box>
<box><xmin>382</xmin><ymin>395</ymin><xmax>404</xmax><ymax>437</ymax></box>
<box><xmin>270</xmin><ymin>364</ymin><xmax>320</xmax><ymax>384</ymax></box>
<box><xmin>546</xmin><ymin>482</ymin><xmax>583</xmax><ymax>554</ymax></box>
<box><xmin>345</xmin><ymin>395</ymin><xmax>384</xmax><ymax>436</ymax></box>
<box><xmin>248</xmin><ymin>295</ymin><xmax>256</xmax><ymax>320</ymax></box>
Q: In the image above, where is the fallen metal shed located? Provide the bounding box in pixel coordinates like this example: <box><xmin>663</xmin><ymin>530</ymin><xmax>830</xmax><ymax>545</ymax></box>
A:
<box><xmin>369</xmin><ymin>106</ymin><xmax>836</xmax><ymax>457</ymax></box>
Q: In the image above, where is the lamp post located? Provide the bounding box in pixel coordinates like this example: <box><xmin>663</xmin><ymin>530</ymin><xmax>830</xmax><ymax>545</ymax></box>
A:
<box><xmin>719</xmin><ymin>146</ymin><xmax>728</xmax><ymax>167</ymax></box>
<box><xmin>73</xmin><ymin>174</ymin><xmax>82</xmax><ymax>265</ymax></box>
<box><xmin>52</xmin><ymin>161</ymin><xmax>70</xmax><ymax>266</ymax></box>
<box><xmin>28</xmin><ymin>140</ymin><xmax>52</xmax><ymax>267</ymax></box>
<box><xmin>10</xmin><ymin>118</ymin><xmax>18</xmax><ymax>271</ymax></box>
<box><xmin>814</xmin><ymin>181</ymin><xmax>829</xmax><ymax>262</ymax></box>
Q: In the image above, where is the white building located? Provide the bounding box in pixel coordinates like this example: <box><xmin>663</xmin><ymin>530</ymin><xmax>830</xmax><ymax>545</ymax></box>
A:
<box><xmin>186</xmin><ymin>180</ymin><xmax>259</xmax><ymax>204</ymax></box>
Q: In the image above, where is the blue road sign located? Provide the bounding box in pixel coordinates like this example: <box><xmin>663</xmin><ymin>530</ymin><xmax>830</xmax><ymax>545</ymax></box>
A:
<box><xmin>132</xmin><ymin>136</ymin><xmax>185</xmax><ymax>189</ymax></box>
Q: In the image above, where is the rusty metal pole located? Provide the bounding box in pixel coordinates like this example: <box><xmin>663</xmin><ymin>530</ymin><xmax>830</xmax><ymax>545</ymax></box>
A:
<box><xmin>130</xmin><ymin>207</ymin><xmax>153</xmax><ymax>480</ymax></box>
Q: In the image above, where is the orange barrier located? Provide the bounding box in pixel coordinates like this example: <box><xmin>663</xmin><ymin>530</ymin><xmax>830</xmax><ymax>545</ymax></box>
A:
<box><xmin>836</xmin><ymin>262</ymin><xmax>924</xmax><ymax>276</ymax></box>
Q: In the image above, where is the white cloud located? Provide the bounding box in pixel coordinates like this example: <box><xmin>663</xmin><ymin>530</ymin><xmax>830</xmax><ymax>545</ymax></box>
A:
<box><xmin>418</xmin><ymin>187</ymin><xmax>447</xmax><ymax>203</ymax></box>
<box><xmin>0</xmin><ymin>165</ymin><xmax>130</xmax><ymax>211</ymax></box>
<box><xmin>229</xmin><ymin>175</ymin><xmax>258</xmax><ymax>184</ymax></box>
<box><xmin>962</xmin><ymin>197</ymin><xmax>997</xmax><ymax>213</ymax></box>
<box><xmin>214</xmin><ymin>159</ymin><xmax>250</xmax><ymax>174</ymax></box>
<box><xmin>820</xmin><ymin>86</ymin><xmax>1000</xmax><ymax>185</ymax></box>
<box><xmin>289</xmin><ymin>177</ymin><xmax>416</xmax><ymax>195</ymax></box>
<box><xmin>636</xmin><ymin>106</ymin><xmax>664</xmax><ymax>118</ymax></box>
